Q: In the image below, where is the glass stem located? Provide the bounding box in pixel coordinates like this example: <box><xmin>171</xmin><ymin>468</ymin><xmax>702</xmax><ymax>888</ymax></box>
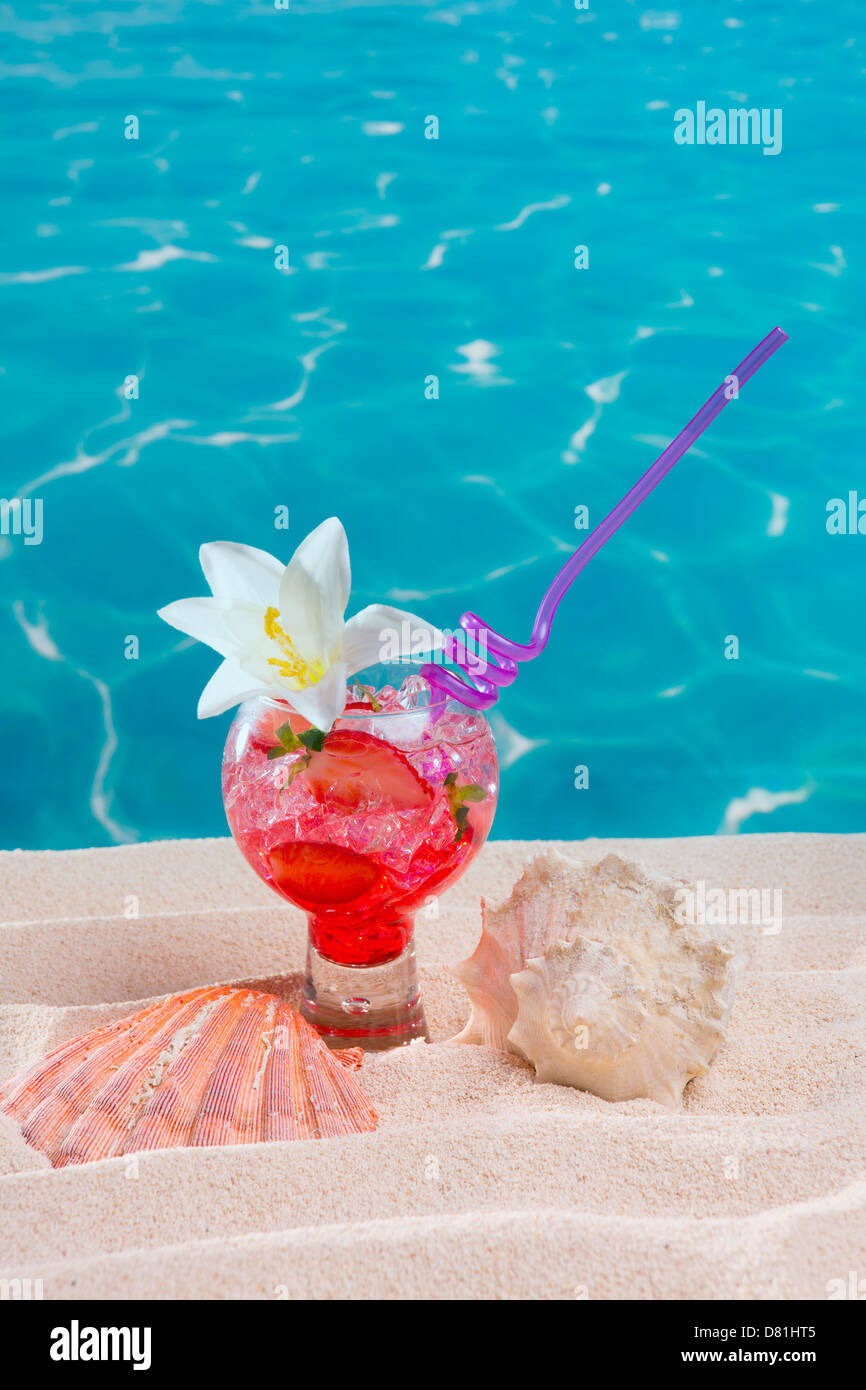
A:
<box><xmin>300</xmin><ymin>928</ymin><xmax>428</xmax><ymax>1050</ymax></box>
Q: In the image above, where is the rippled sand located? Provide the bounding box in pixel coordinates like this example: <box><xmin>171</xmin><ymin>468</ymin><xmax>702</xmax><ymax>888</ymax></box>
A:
<box><xmin>1</xmin><ymin>833</ymin><xmax>864</xmax><ymax>1299</ymax></box>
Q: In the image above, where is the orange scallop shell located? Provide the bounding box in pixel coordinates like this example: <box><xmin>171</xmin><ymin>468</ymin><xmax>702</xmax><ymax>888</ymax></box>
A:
<box><xmin>0</xmin><ymin>986</ymin><xmax>377</xmax><ymax>1168</ymax></box>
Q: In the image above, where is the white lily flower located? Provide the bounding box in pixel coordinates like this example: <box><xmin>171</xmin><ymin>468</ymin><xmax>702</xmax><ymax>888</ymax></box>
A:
<box><xmin>158</xmin><ymin>518</ymin><xmax>443</xmax><ymax>729</ymax></box>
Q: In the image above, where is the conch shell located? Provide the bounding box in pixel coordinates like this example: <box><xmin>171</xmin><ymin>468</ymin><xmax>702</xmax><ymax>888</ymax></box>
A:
<box><xmin>452</xmin><ymin>851</ymin><xmax>735</xmax><ymax>1107</ymax></box>
<box><xmin>0</xmin><ymin>986</ymin><xmax>378</xmax><ymax>1167</ymax></box>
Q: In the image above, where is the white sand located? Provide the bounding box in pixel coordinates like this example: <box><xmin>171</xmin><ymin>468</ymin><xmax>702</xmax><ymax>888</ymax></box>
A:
<box><xmin>1</xmin><ymin>833</ymin><xmax>864</xmax><ymax>1300</ymax></box>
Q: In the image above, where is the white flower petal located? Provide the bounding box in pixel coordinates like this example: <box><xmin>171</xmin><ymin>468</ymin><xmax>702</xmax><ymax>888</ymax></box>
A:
<box><xmin>161</xmin><ymin>520</ymin><xmax>362</xmax><ymax>725</ymax></box>
<box><xmin>199</xmin><ymin>541</ymin><xmax>283</xmax><ymax>605</ymax></box>
<box><xmin>220</xmin><ymin>600</ymin><xmax>278</xmax><ymax>657</ymax></box>
<box><xmin>197</xmin><ymin>658</ymin><xmax>270</xmax><ymax>718</ymax></box>
<box><xmin>278</xmin><ymin>518</ymin><xmax>350</xmax><ymax>663</ymax></box>
<box><xmin>158</xmin><ymin>597</ymin><xmax>243</xmax><ymax>658</ymax></box>
<box><xmin>280</xmin><ymin>660</ymin><xmax>348</xmax><ymax>730</ymax></box>
<box><xmin>342</xmin><ymin>604</ymin><xmax>444</xmax><ymax>676</ymax></box>
<box><xmin>274</xmin><ymin>566</ymin><xmax>331</xmax><ymax>664</ymax></box>
<box><xmin>289</xmin><ymin>517</ymin><xmax>351</xmax><ymax>611</ymax></box>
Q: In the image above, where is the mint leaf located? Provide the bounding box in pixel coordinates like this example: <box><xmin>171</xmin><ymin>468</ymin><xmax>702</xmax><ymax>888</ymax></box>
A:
<box><xmin>453</xmin><ymin>805</ymin><xmax>470</xmax><ymax>843</ymax></box>
<box><xmin>268</xmin><ymin>729</ymin><xmax>296</xmax><ymax>760</ymax></box>
<box><xmin>298</xmin><ymin>728</ymin><xmax>326</xmax><ymax>752</ymax></box>
<box><xmin>444</xmin><ymin>777</ymin><xmax>487</xmax><ymax>841</ymax></box>
<box><xmin>282</xmin><ymin>753</ymin><xmax>311</xmax><ymax>788</ymax></box>
<box><xmin>458</xmin><ymin>785</ymin><xmax>487</xmax><ymax>803</ymax></box>
<box><xmin>268</xmin><ymin>720</ymin><xmax>328</xmax><ymax>760</ymax></box>
<box><xmin>268</xmin><ymin>728</ymin><xmax>325</xmax><ymax>761</ymax></box>
<box><xmin>358</xmin><ymin>683</ymin><xmax>382</xmax><ymax>712</ymax></box>
<box><xmin>275</xmin><ymin>719</ymin><xmax>302</xmax><ymax>747</ymax></box>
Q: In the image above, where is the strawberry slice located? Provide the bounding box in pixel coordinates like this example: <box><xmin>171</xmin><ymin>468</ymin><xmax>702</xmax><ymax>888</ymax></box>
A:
<box><xmin>268</xmin><ymin>842</ymin><xmax>382</xmax><ymax>907</ymax></box>
<box><xmin>296</xmin><ymin>729</ymin><xmax>433</xmax><ymax>812</ymax></box>
<box><xmin>249</xmin><ymin>703</ymin><xmax>311</xmax><ymax>752</ymax></box>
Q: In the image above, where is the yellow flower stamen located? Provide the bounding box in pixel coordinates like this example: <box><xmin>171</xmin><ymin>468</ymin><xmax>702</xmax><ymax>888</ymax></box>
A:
<box><xmin>263</xmin><ymin>607</ymin><xmax>324</xmax><ymax>689</ymax></box>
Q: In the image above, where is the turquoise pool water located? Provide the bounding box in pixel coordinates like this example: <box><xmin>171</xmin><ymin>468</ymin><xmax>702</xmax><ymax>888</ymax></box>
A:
<box><xmin>1</xmin><ymin>0</ymin><xmax>864</xmax><ymax>850</ymax></box>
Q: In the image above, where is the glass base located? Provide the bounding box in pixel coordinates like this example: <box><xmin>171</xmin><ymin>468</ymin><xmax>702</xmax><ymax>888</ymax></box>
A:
<box><xmin>300</xmin><ymin>938</ymin><xmax>428</xmax><ymax>1050</ymax></box>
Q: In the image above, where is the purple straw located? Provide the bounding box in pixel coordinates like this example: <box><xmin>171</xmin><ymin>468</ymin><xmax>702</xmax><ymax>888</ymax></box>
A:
<box><xmin>422</xmin><ymin>326</ymin><xmax>789</xmax><ymax>709</ymax></box>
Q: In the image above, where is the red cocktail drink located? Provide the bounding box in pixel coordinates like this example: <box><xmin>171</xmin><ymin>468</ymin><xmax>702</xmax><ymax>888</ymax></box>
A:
<box><xmin>222</xmin><ymin>667</ymin><xmax>498</xmax><ymax>1045</ymax></box>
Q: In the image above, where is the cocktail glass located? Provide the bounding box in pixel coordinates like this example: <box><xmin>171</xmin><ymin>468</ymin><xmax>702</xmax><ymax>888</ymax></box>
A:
<box><xmin>222</xmin><ymin>660</ymin><xmax>498</xmax><ymax>1048</ymax></box>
